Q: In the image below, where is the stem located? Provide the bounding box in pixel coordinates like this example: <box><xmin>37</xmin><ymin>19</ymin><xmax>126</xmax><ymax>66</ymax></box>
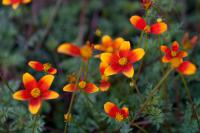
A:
<box><xmin>0</xmin><ymin>74</ymin><xmax>14</xmax><ymax>93</ymax></box>
<box><xmin>134</xmin><ymin>67</ymin><xmax>173</xmax><ymax>118</ymax></box>
<box><xmin>136</xmin><ymin>31</ymin><xmax>144</xmax><ymax>48</ymax></box>
<box><xmin>136</xmin><ymin>33</ymin><xmax>148</xmax><ymax>81</ymax></box>
<box><xmin>180</xmin><ymin>74</ymin><xmax>200</xmax><ymax>130</ymax></box>
<box><xmin>64</xmin><ymin>62</ymin><xmax>84</xmax><ymax>133</ymax></box>
<box><xmin>131</xmin><ymin>78</ymin><xmax>143</xmax><ymax>101</ymax></box>
<box><xmin>37</xmin><ymin>0</ymin><xmax>63</xmax><ymax>48</ymax></box>
<box><xmin>32</xmin><ymin>114</ymin><xmax>39</xmax><ymax>133</ymax></box>
<box><xmin>132</xmin><ymin>123</ymin><xmax>149</xmax><ymax>133</ymax></box>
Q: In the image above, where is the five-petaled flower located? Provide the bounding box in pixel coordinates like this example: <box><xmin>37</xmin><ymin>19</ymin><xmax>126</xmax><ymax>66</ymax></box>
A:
<box><xmin>28</xmin><ymin>61</ymin><xmax>57</xmax><ymax>75</ymax></box>
<box><xmin>140</xmin><ymin>0</ymin><xmax>153</xmax><ymax>10</ymax></box>
<box><xmin>182</xmin><ymin>32</ymin><xmax>198</xmax><ymax>50</ymax></box>
<box><xmin>13</xmin><ymin>73</ymin><xmax>59</xmax><ymax>114</ymax></box>
<box><xmin>160</xmin><ymin>41</ymin><xmax>197</xmax><ymax>75</ymax></box>
<box><xmin>63</xmin><ymin>80</ymin><xmax>99</xmax><ymax>93</ymax></box>
<box><xmin>94</xmin><ymin>35</ymin><xmax>124</xmax><ymax>53</ymax></box>
<box><xmin>2</xmin><ymin>0</ymin><xmax>31</xmax><ymax>9</ymax></box>
<box><xmin>57</xmin><ymin>41</ymin><xmax>93</xmax><ymax>61</ymax></box>
<box><xmin>130</xmin><ymin>15</ymin><xmax>167</xmax><ymax>35</ymax></box>
<box><xmin>104</xmin><ymin>102</ymin><xmax>129</xmax><ymax>122</ymax></box>
<box><xmin>100</xmin><ymin>41</ymin><xmax>145</xmax><ymax>78</ymax></box>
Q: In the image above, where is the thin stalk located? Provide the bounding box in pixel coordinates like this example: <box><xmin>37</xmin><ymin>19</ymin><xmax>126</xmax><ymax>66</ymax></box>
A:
<box><xmin>180</xmin><ymin>74</ymin><xmax>200</xmax><ymax>130</ymax></box>
<box><xmin>132</xmin><ymin>123</ymin><xmax>149</xmax><ymax>133</ymax></box>
<box><xmin>136</xmin><ymin>31</ymin><xmax>144</xmax><ymax>48</ymax></box>
<box><xmin>64</xmin><ymin>62</ymin><xmax>84</xmax><ymax>133</ymax></box>
<box><xmin>32</xmin><ymin>114</ymin><xmax>39</xmax><ymax>133</ymax></box>
<box><xmin>136</xmin><ymin>33</ymin><xmax>148</xmax><ymax>81</ymax></box>
<box><xmin>131</xmin><ymin>78</ymin><xmax>143</xmax><ymax>101</ymax></box>
<box><xmin>134</xmin><ymin>67</ymin><xmax>173</xmax><ymax>119</ymax></box>
<box><xmin>0</xmin><ymin>74</ymin><xmax>14</xmax><ymax>93</ymax></box>
<box><xmin>37</xmin><ymin>0</ymin><xmax>63</xmax><ymax>48</ymax></box>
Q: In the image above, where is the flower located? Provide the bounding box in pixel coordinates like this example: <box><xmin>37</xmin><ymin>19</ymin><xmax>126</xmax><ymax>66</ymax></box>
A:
<box><xmin>182</xmin><ymin>32</ymin><xmax>198</xmax><ymax>50</ymax></box>
<box><xmin>13</xmin><ymin>73</ymin><xmax>59</xmax><ymax>114</ymax></box>
<box><xmin>94</xmin><ymin>35</ymin><xmax>124</xmax><ymax>53</ymax></box>
<box><xmin>140</xmin><ymin>0</ymin><xmax>153</xmax><ymax>10</ymax></box>
<box><xmin>2</xmin><ymin>0</ymin><xmax>31</xmax><ymax>9</ymax></box>
<box><xmin>99</xmin><ymin>62</ymin><xmax>111</xmax><ymax>91</ymax></box>
<box><xmin>57</xmin><ymin>41</ymin><xmax>93</xmax><ymax>61</ymax></box>
<box><xmin>160</xmin><ymin>41</ymin><xmax>188</xmax><ymax>68</ymax></box>
<box><xmin>104</xmin><ymin>102</ymin><xmax>129</xmax><ymax>122</ymax></box>
<box><xmin>63</xmin><ymin>80</ymin><xmax>99</xmax><ymax>93</ymax></box>
<box><xmin>28</xmin><ymin>61</ymin><xmax>57</xmax><ymax>75</ymax></box>
<box><xmin>100</xmin><ymin>41</ymin><xmax>145</xmax><ymax>78</ymax></box>
<box><xmin>130</xmin><ymin>15</ymin><xmax>167</xmax><ymax>35</ymax></box>
<box><xmin>160</xmin><ymin>41</ymin><xmax>197</xmax><ymax>75</ymax></box>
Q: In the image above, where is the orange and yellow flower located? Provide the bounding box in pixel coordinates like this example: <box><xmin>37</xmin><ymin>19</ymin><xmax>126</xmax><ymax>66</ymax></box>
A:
<box><xmin>104</xmin><ymin>102</ymin><xmax>129</xmax><ymax>122</ymax></box>
<box><xmin>160</xmin><ymin>41</ymin><xmax>197</xmax><ymax>75</ymax></box>
<box><xmin>182</xmin><ymin>32</ymin><xmax>198</xmax><ymax>50</ymax></box>
<box><xmin>28</xmin><ymin>61</ymin><xmax>57</xmax><ymax>75</ymax></box>
<box><xmin>63</xmin><ymin>80</ymin><xmax>99</xmax><ymax>93</ymax></box>
<box><xmin>2</xmin><ymin>0</ymin><xmax>31</xmax><ymax>9</ymax></box>
<box><xmin>57</xmin><ymin>41</ymin><xmax>93</xmax><ymax>61</ymax></box>
<box><xmin>94</xmin><ymin>35</ymin><xmax>124</xmax><ymax>53</ymax></box>
<box><xmin>100</xmin><ymin>41</ymin><xmax>145</xmax><ymax>78</ymax></box>
<box><xmin>140</xmin><ymin>0</ymin><xmax>153</xmax><ymax>10</ymax></box>
<box><xmin>130</xmin><ymin>15</ymin><xmax>167</xmax><ymax>35</ymax></box>
<box><xmin>160</xmin><ymin>41</ymin><xmax>188</xmax><ymax>68</ymax></box>
<box><xmin>13</xmin><ymin>73</ymin><xmax>59</xmax><ymax>114</ymax></box>
<box><xmin>99</xmin><ymin>62</ymin><xmax>110</xmax><ymax>91</ymax></box>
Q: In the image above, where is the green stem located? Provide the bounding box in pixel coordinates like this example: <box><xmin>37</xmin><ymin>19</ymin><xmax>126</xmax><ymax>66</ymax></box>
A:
<box><xmin>136</xmin><ymin>31</ymin><xmax>144</xmax><ymax>48</ymax></box>
<box><xmin>130</xmin><ymin>78</ymin><xmax>143</xmax><ymax>101</ymax></box>
<box><xmin>135</xmin><ymin>33</ymin><xmax>148</xmax><ymax>81</ymax></box>
<box><xmin>132</xmin><ymin>123</ymin><xmax>149</xmax><ymax>133</ymax></box>
<box><xmin>0</xmin><ymin>74</ymin><xmax>14</xmax><ymax>93</ymax></box>
<box><xmin>135</xmin><ymin>67</ymin><xmax>173</xmax><ymax>118</ymax></box>
<box><xmin>180</xmin><ymin>74</ymin><xmax>200</xmax><ymax>130</ymax></box>
<box><xmin>32</xmin><ymin>114</ymin><xmax>39</xmax><ymax>133</ymax></box>
<box><xmin>64</xmin><ymin>62</ymin><xmax>84</xmax><ymax>133</ymax></box>
<box><xmin>38</xmin><ymin>0</ymin><xmax>63</xmax><ymax>48</ymax></box>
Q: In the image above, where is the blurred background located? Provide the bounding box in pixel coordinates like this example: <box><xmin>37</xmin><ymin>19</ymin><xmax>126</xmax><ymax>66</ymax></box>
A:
<box><xmin>0</xmin><ymin>0</ymin><xmax>200</xmax><ymax>132</ymax></box>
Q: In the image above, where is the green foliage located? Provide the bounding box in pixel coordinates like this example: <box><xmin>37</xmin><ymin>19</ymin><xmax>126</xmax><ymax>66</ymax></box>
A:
<box><xmin>0</xmin><ymin>81</ymin><xmax>44</xmax><ymax>133</ymax></box>
<box><xmin>0</xmin><ymin>0</ymin><xmax>200</xmax><ymax>132</ymax></box>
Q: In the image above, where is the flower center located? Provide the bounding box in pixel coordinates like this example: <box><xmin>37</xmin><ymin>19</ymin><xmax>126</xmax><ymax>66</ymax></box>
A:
<box><xmin>31</xmin><ymin>88</ymin><xmax>41</xmax><ymax>98</ymax></box>
<box><xmin>171</xmin><ymin>51</ymin><xmax>177</xmax><ymax>57</ymax></box>
<box><xmin>115</xmin><ymin>113</ymin><xmax>124</xmax><ymax>122</ymax></box>
<box><xmin>119</xmin><ymin>57</ymin><xmax>128</xmax><ymax>66</ymax></box>
<box><xmin>144</xmin><ymin>25</ymin><xmax>151</xmax><ymax>33</ymax></box>
<box><xmin>80</xmin><ymin>45</ymin><xmax>92</xmax><ymax>60</ymax></box>
<box><xmin>78</xmin><ymin>81</ymin><xmax>86</xmax><ymax>89</ymax></box>
<box><xmin>106</xmin><ymin>47</ymin><xmax>113</xmax><ymax>53</ymax></box>
<box><xmin>43</xmin><ymin>63</ymin><xmax>52</xmax><ymax>72</ymax></box>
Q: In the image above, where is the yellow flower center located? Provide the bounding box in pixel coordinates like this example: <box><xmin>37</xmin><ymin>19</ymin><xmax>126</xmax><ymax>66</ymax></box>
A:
<box><xmin>144</xmin><ymin>25</ymin><xmax>151</xmax><ymax>33</ymax></box>
<box><xmin>119</xmin><ymin>57</ymin><xmax>128</xmax><ymax>66</ymax></box>
<box><xmin>43</xmin><ymin>63</ymin><xmax>52</xmax><ymax>72</ymax></box>
<box><xmin>115</xmin><ymin>113</ymin><xmax>124</xmax><ymax>122</ymax></box>
<box><xmin>106</xmin><ymin>47</ymin><xmax>113</xmax><ymax>53</ymax></box>
<box><xmin>78</xmin><ymin>81</ymin><xmax>86</xmax><ymax>89</ymax></box>
<box><xmin>171</xmin><ymin>51</ymin><xmax>177</xmax><ymax>57</ymax></box>
<box><xmin>80</xmin><ymin>45</ymin><xmax>92</xmax><ymax>60</ymax></box>
<box><xmin>31</xmin><ymin>88</ymin><xmax>41</xmax><ymax>98</ymax></box>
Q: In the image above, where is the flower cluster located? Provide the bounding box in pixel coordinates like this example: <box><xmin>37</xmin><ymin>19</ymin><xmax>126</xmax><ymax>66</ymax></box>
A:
<box><xmin>5</xmin><ymin>0</ymin><xmax>198</xmax><ymax>126</ymax></box>
<box><xmin>160</xmin><ymin>41</ymin><xmax>196</xmax><ymax>75</ymax></box>
<box><xmin>13</xmin><ymin>62</ymin><xmax>59</xmax><ymax>114</ymax></box>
